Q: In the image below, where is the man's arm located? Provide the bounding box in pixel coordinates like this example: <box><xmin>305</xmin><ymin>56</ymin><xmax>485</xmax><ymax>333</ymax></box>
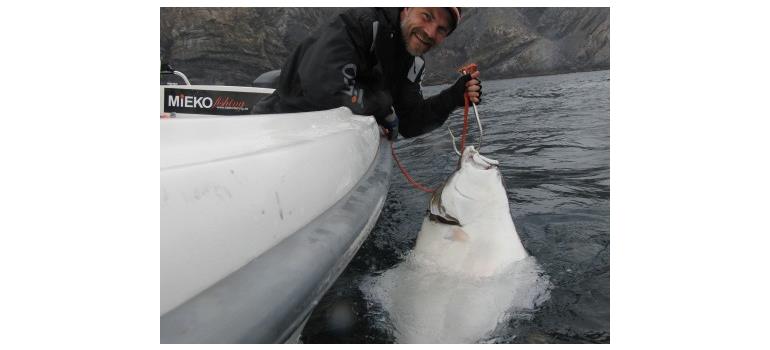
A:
<box><xmin>393</xmin><ymin>70</ymin><xmax>482</xmax><ymax>138</ymax></box>
<box><xmin>292</xmin><ymin>12</ymin><xmax>393</xmax><ymax>118</ymax></box>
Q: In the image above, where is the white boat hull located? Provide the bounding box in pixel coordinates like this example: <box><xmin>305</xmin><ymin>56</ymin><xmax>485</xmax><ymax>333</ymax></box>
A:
<box><xmin>160</xmin><ymin>105</ymin><xmax>391</xmax><ymax>343</ymax></box>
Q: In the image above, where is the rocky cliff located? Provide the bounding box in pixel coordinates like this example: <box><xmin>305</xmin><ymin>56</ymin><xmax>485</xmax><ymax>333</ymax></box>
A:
<box><xmin>160</xmin><ymin>7</ymin><xmax>609</xmax><ymax>86</ymax></box>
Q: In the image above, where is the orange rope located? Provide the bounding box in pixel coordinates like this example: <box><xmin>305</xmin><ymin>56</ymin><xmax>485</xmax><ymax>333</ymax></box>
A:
<box><xmin>390</xmin><ymin>91</ymin><xmax>472</xmax><ymax>193</ymax></box>
<box><xmin>460</xmin><ymin>93</ymin><xmax>470</xmax><ymax>152</ymax></box>
<box><xmin>392</xmin><ymin>63</ymin><xmax>477</xmax><ymax>193</ymax></box>
<box><xmin>390</xmin><ymin>140</ymin><xmax>435</xmax><ymax>193</ymax></box>
<box><xmin>458</xmin><ymin>63</ymin><xmax>477</xmax><ymax>153</ymax></box>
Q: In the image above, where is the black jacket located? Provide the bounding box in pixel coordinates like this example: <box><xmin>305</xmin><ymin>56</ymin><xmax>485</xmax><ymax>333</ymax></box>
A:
<box><xmin>253</xmin><ymin>8</ymin><xmax>463</xmax><ymax>138</ymax></box>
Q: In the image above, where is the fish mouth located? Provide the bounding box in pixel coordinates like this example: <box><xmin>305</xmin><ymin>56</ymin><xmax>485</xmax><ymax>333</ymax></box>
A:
<box><xmin>461</xmin><ymin>146</ymin><xmax>499</xmax><ymax>170</ymax></box>
<box><xmin>471</xmin><ymin>153</ymin><xmax>498</xmax><ymax>169</ymax></box>
<box><xmin>429</xmin><ymin>147</ymin><xmax>501</xmax><ymax>226</ymax></box>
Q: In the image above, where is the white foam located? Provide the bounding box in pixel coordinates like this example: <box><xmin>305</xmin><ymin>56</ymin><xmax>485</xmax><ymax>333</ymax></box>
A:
<box><xmin>361</xmin><ymin>255</ymin><xmax>552</xmax><ymax>344</ymax></box>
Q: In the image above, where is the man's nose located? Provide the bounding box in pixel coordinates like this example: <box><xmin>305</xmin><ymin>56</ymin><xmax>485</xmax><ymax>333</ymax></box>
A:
<box><xmin>423</xmin><ymin>23</ymin><xmax>437</xmax><ymax>40</ymax></box>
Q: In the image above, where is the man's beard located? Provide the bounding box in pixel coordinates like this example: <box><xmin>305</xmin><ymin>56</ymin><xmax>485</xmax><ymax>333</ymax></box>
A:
<box><xmin>400</xmin><ymin>20</ymin><xmax>435</xmax><ymax>56</ymax></box>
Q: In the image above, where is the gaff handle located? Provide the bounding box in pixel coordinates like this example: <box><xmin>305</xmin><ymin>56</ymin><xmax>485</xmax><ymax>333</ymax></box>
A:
<box><xmin>457</xmin><ymin>63</ymin><xmax>478</xmax><ymax>75</ymax></box>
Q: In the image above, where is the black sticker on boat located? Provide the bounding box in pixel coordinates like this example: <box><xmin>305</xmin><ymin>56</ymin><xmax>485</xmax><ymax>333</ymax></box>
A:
<box><xmin>163</xmin><ymin>88</ymin><xmax>269</xmax><ymax>115</ymax></box>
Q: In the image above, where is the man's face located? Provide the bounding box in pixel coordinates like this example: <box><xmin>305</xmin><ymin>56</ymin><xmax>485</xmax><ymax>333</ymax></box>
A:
<box><xmin>400</xmin><ymin>7</ymin><xmax>452</xmax><ymax>56</ymax></box>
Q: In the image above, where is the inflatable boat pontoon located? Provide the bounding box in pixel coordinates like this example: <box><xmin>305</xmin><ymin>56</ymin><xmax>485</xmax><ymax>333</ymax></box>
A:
<box><xmin>159</xmin><ymin>73</ymin><xmax>392</xmax><ymax>343</ymax></box>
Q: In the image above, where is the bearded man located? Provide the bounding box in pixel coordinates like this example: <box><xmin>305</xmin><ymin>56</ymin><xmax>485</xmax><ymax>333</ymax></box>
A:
<box><xmin>253</xmin><ymin>7</ymin><xmax>482</xmax><ymax>140</ymax></box>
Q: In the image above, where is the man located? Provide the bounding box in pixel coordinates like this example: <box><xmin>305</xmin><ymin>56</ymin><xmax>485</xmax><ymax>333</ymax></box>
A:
<box><xmin>253</xmin><ymin>7</ymin><xmax>482</xmax><ymax>140</ymax></box>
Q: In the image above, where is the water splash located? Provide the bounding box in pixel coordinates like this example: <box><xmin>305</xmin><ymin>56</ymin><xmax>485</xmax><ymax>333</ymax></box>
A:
<box><xmin>361</xmin><ymin>255</ymin><xmax>552</xmax><ymax>343</ymax></box>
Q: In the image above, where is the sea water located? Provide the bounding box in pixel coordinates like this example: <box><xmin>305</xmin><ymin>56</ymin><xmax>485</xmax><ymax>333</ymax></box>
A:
<box><xmin>301</xmin><ymin>70</ymin><xmax>610</xmax><ymax>344</ymax></box>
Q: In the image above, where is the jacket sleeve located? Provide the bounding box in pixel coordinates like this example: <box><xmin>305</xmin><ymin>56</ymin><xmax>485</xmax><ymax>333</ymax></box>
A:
<box><xmin>392</xmin><ymin>63</ymin><xmax>462</xmax><ymax>138</ymax></box>
<box><xmin>294</xmin><ymin>12</ymin><xmax>393</xmax><ymax>118</ymax></box>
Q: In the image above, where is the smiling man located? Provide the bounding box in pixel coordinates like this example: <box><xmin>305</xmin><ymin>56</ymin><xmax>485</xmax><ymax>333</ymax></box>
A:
<box><xmin>401</xmin><ymin>7</ymin><xmax>454</xmax><ymax>56</ymax></box>
<box><xmin>253</xmin><ymin>7</ymin><xmax>482</xmax><ymax>140</ymax></box>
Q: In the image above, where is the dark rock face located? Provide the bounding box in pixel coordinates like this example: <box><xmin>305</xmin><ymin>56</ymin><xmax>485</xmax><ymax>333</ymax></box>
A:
<box><xmin>160</xmin><ymin>7</ymin><xmax>609</xmax><ymax>86</ymax></box>
<box><xmin>160</xmin><ymin>8</ymin><xmax>344</xmax><ymax>85</ymax></box>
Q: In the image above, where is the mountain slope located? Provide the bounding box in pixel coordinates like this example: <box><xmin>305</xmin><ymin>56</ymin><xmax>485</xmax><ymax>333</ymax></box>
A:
<box><xmin>160</xmin><ymin>7</ymin><xmax>609</xmax><ymax>85</ymax></box>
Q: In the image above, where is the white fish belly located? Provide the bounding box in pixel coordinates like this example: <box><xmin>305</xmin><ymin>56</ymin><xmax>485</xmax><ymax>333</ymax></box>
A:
<box><xmin>412</xmin><ymin>215</ymin><xmax>528</xmax><ymax>277</ymax></box>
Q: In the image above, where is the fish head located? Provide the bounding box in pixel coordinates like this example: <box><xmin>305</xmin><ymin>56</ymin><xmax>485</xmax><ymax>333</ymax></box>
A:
<box><xmin>429</xmin><ymin>146</ymin><xmax>509</xmax><ymax>226</ymax></box>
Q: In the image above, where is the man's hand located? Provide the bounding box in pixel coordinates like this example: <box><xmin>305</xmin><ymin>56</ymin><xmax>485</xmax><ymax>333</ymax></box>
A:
<box><xmin>381</xmin><ymin>111</ymin><xmax>399</xmax><ymax>141</ymax></box>
<box><xmin>465</xmin><ymin>70</ymin><xmax>482</xmax><ymax>104</ymax></box>
<box><xmin>447</xmin><ymin>71</ymin><xmax>483</xmax><ymax>107</ymax></box>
